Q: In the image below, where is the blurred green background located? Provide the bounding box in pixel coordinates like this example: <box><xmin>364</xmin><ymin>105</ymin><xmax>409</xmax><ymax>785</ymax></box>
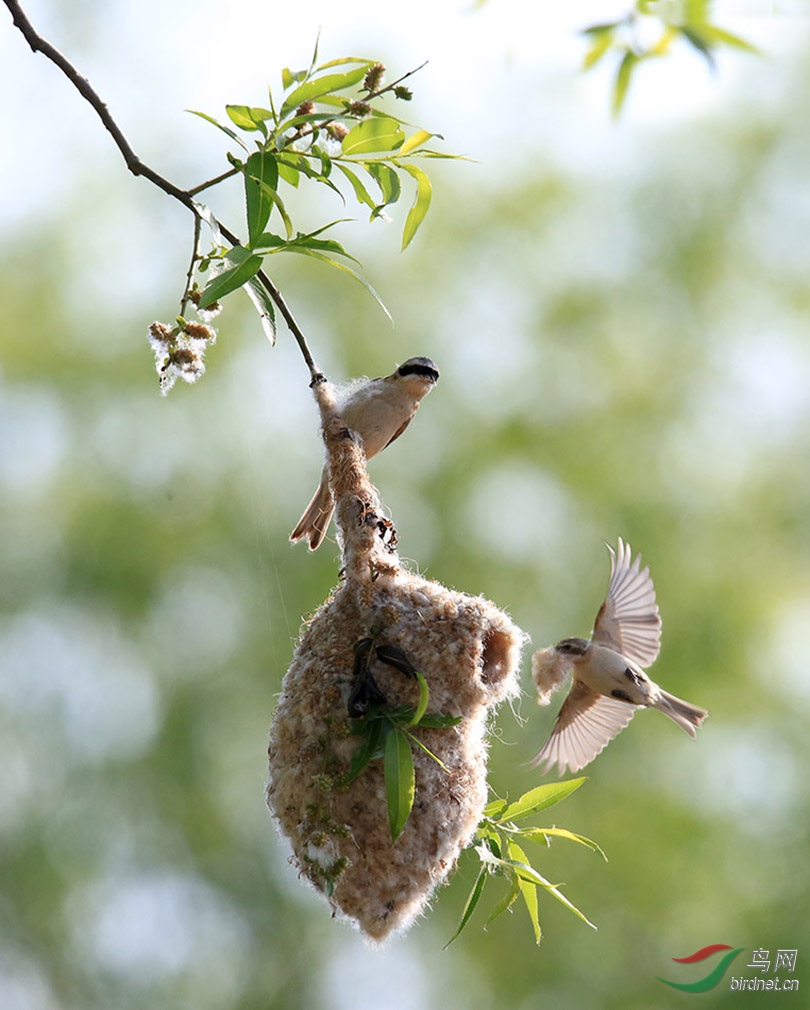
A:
<box><xmin>2</xmin><ymin>1</ymin><xmax>809</xmax><ymax>1007</ymax></box>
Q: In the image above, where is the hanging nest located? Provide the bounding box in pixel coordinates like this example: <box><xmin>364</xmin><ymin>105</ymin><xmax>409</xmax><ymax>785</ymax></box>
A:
<box><xmin>266</xmin><ymin>379</ymin><xmax>526</xmax><ymax>942</ymax></box>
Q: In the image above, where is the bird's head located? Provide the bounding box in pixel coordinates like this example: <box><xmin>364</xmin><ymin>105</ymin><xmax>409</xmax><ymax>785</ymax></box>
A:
<box><xmin>394</xmin><ymin>356</ymin><xmax>440</xmax><ymax>399</ymax></box>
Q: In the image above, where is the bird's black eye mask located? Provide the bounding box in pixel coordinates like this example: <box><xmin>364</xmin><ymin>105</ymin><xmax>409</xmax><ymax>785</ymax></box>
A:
<box><xmin>397</xmin><ymin>358</ymin><xmax>439</xmax><ymax>382</ymax></box>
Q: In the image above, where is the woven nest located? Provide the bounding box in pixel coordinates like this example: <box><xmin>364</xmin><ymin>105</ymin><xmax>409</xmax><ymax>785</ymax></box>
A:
<box><xmin>266</xmin><ymin>380</ymin><xmax>525</xmax><ymax>941</ymax></box>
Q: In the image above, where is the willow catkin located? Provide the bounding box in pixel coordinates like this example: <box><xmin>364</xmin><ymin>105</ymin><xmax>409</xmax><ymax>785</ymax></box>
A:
<box><xmin>266</xmin><ymin>379</ymin><xmax>526</xmax><ymax>941</ymax></box>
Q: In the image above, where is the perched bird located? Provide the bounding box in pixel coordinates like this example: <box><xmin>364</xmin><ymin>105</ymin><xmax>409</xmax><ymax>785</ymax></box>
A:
<box><xmin>530</xmin><ymin>538</ymin><xmax>707</xmax><ymax>775</ymax></box>
<box><xmin>290</xmin><ymin>357</ymin><xmax>440</xmax><ymax>550</ymax></box>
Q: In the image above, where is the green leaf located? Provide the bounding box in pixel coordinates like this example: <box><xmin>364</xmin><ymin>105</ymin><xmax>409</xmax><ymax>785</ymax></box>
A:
<box><xmin>343</xmin><ymin>717</ymin><xmax>385</xmax><ymax>785</ymax></box>
<box><xmin>399</xmin><ymin>163</ymin><xmax>432</xmax><ymax>250</ymax></box>
<box><xmin>507</xmin><ymin>855</ymin><xmax>597</xmax><ymax>930</ymax></box>
<box><xmin>199</xmin><ymin>251</ymin><xmax>263</xmax><ymax>309</ymax></box>
<box><xmin>385</xmin><ymin>728</ymin><xmax>415</xmax><ymax>841</ymax></box>
<box><xmin>520</xmin><ymin>827</ymin><xmax>607</xmax><ymax>860</ymax></box>
<box><xmin>485</xmin><ymin>870</ymin><xmax>521</xmax><ymax>926</ymax></box>
<box><xmin>482</xmin><ymin>797</ymin><xmax>509</xmax><ymax>820</ymax></box>
<box><xmin>583</xmin><ymin>29</ymin><xmax>615</xmax><ymax>70</ymax></box>
<box><xmin>365</xmin><ymin>161</ymin><xmax>402</xmax><ymax>207</ymax></box>
<box><xmin>398</xmin><ymin>128</ymin><xmax>435</xmax><ymax>156</ymax></box>
<box><xmin>508</xmin><ymin>841</ymin><xmax>542</xmax><ymax>944</ymax></box>
<box><xmin>444</xmin><ymin>867</ymin><xmax>488</xmax><ymax>947</ymax></box>
<box><xmin>255</xmin><ymin>231</ymin><xmax>361</xmax><ymax>265</ymax></box>
<box><xmin>680</xmin><ymin>27</ymin><xmax>716</xmax><ymax>68</ymax></box>
<box><xmin>495</xmin><ymin>778</ymin><xmax>586</xmax><ymax>823</ymax></box>
<box><xmin>243</xmin><ymin>274</ymin><xmax>277</xmax><ymax>345</ymax></box>
<box><xmin>226</xmin><ymin>104</ymin><xmax>268</xmax><ymax>132</ymax></box>
<box><xmin>281</xmin><ymin>67</ymin><xmax>307</xmax><ymax>90</ymax></box>
<box><xmin>696</xmin><ymin>23</ymin><xmax>758</xmax><ymax>54</ymax></box>
<box><xmin>186</xmin><ymin>109</ymin><xmax>247</xmax><ymax>150</ymax></box>
<box><xmin>244</xmin><ymin>152</ymin><xmax>279</xmax><ymax>247</ymax></box>
<box><xmin>402</xmin><ymin>729</ymin><xmax>448</xmax><ymax>771</ymax></box>
<box><xmin>279</xmin><ymin>246</ymin><xmax>392</xmax><ymax>321</ymax></box>
<box><xmin>342</xmin><ymin>117</ymin><xmax>405</xmax><ymax>155</ymax></box>
<box><xmin>336</xmin><ymin>163</ymin><xmax>378</xmax><ymax>211</ymax></box>
<box><xmin>280</xmin><ymin>67</ymin><xmax>371</xmax><ymax>118</ymax></box>
<box><xmin>316</xmin><ymin>56</ymin><xmax>373</xmax><ymax>71</ymax></box>
<box><xmin>582</xmin><ymin>20</ymin><xmax>620</xmax><ymax>36</ymax></box>
<box><xmin>276</xmin><ymin>159</ymin><xmax>300</xmax><ymax>187</ymax></box>
<box><xmin>613</xmin><ymin>49</ymin><xmax>638</xmax><ymax>117</ymax></box>
<box><xmin>252</xmin><ymin>180</ymin><xmax>293</xmax><ymax>240</ymax></box>
<box><xmin>408</xmin><ymin>672</ymin><xmax>430</xmax><ymax>727</ymax></box>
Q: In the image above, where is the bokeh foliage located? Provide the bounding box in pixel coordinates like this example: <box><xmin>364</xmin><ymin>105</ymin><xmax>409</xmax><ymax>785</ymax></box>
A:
<box><xmin>2</xmin><ymin>3</ymin><xmax>810</xmax><ymax>1009</ymax></box>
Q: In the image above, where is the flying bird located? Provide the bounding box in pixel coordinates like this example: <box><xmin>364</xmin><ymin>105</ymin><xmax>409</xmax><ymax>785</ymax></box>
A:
<box><xmin>530</xmin><ymin>538</ymin><xmax>707</xmax><ymax>775</ymax></box>
<box><xmin>290</xmin><ymin>357</ymin><xmax>439</xmax><ymax>550</ymax></box>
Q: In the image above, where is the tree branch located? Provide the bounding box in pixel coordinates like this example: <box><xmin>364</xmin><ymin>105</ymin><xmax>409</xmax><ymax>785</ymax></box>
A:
<box><xmin>3</xmin><ymin>0</ymin><xmax>323</xmax><ymax>383</ymax></box>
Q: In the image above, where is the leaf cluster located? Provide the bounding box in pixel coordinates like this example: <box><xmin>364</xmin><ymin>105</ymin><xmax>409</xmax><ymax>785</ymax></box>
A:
<box><xmin>187</xmin><ymin>43</ymin><xmax>460</xmax><ymax>333</ymax></box>
<box><xmin>447</xmin><ymin>778</ymin><xmax>605</xmax><ymax>946</ymax></box>
<box><xmin>582</xmin><ymin>0</ymin><xmax>757</xmax><ymax>116</ymax></box>
<box><xmin>343</xmin><ymin>668</ymin><xmax>461</xmax><ymax>843</ymax></box>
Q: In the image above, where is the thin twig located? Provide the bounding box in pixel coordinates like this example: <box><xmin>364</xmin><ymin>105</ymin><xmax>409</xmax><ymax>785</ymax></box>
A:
<box><xmin>366</xmin><ymin>60</ymin><xmax>429</xmax><ymax>101</ymax></box>
<box><xmin>3</xmin><ymin>0</ymin><xmax>323</xmax><ymax>383</ymax></box>
<box><xmin>187</xmin><ymin>166</ymin><xmax>240</xmax><ymax>197</ymax></box>
<box><xmin>179</xmin><ymin>214</ymin><xmax>202</xmax><ymax>316</ymax></box>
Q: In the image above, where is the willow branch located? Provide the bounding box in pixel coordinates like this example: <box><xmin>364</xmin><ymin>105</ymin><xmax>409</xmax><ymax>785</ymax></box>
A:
<box><xmin>3</xmin><ymin>0</ymin><xmax>323</xmax><ymax>382</ymax></box>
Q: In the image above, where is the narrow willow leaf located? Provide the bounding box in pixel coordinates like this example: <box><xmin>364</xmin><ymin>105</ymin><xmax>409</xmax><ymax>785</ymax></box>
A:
<box><xmin>495</xmin><ymin>778</ymin><xmax>586</xmax><ymax>823</ymax></box>
<box><xmin>365</xmin><ymin>162</ymin><xmax>402</xmax><ymax>207</ymax></box>
<box><xmin>485</xmin><ymin>870</ymin><xmax>521</xmax><ymax>926</ymax></box>
<box><xmin>403</xmin><ymin>730</ymin><xmax>448</xmax><ymax>771</ymax></box>
<box><xmin>294</xmin><ymin>237</ymin><xmax>358</xmax><ymax>261</ymax></box>
<box><xmin>408</xmin><ymin>672</ymin><xmax>430</xmax><ymax>727</ymax></box>
<box><xmin>276</xmin><ymin>159</ymin><xmax>300</xmax><ymax>187</ymax></box>
<box><xmin>508</xmin><ymin>841</ymin><xmax>542</xmax><ymax>944</ymax></box>
<box><xmin>696</xmin><ymin>23</ymin><xmax>758</xmax><ymax>54</ymax></box>
<box><xmin>582</xmin><ymin>29</ymin><xmax>614</xmax><ymax>70</ymax></box>
<box><xmin>251</xmin><ymin>232</ymin><xmax>285</xmax><ymax>250</ymax></box>
<box><xmin>342</xmin><ymin>117</ymin><xmax>405</xmax><ymax>156</ymax></box>
<box><xmin>582</xmin><ymin>20</ymin><xmax>620</xmax><ymax>36</ymax></box>
<box><xmin>255</xmin><ymin>180</ymin><xmax>293</xmax><ymax>240</ymax></box>
<box><xmin>335</xmin><ymin>162</ymin><xmax>378</xmax><ymax>211</ymax></box>
<box><xmin>520</xmin><ymin>827</ymin><xmax>607</xmax><ymax>860</ymax></box>
<box><xmin>507</xmin><ymin>856</ymin><xmax>597</xmax><ymax>929</ymax></box>
<box><xmin>613</xmin><ymin>49</ymin><xmax>638</xmax><ymax>117</ymax></box>
<box><xmin>280</xmin><ymin>67</ymin><xmax>370</xmax><ymax>119</ymax></box>
<box><xmin>385</xmin><ymin>728</ymin><xmax>415</xmax><ymax>841</ymax></box>
<box><xmin>343</xmin><ymin>717</ymin><xmax>385</xmax><ymax>785</ymax></box>
<box><xmin>226</xmin><ymin>104</ymin><xmax>264</xmax><ymax>131</ymax></box>
<box><xmin>279</xmin><ymin>247</ymin><xmax>392</xmax><ymax>321</ymax></box>
<box><xmin>199</xmin><ymin>252</ymin><xmax>263</xmax><ymax>309</ymax></box>
<box><xmin>680</xmin><ymin>27</ymin><xmax>716</xmax><ymax>68</ymax></box>
<box><xmin>316</xmin><ymin>56</ymin><xmax>373</xmax><ymax>71</ymax></box>
<box><xmin>482</xmin><ymin>797</ymin><xmax>509</xmax><ymax>820</ymax></box>
<box><xmin>399</xmin><ymin>163</ymin><xmax>432</xmax><ymax>250</ymax></box>
<box><xmin>398</xmin><ymin>128</ymin><xmax>434</xmax><ymax>156</ymax></box>
<box><xmin>244</xmin><ymin>151</ymin><xmax>278</xmax><ymax>247</ymax></box>
<box><xmin>444</xmin><ymin>867</ymin><xmax>488</xmax><ymax>947</ymax></box>
<box><xmin>243</xmin><ymin>274</ymin><xmax>277</xmax><ymax>345</ymax></box>
<box><xmin>281</xmin><ymin>67</ymin><xmax>307</xmax><ymax>90</ymax></box>
<box><xmin>186</xmin><ymin>109</ymin><xmax>247</xmax><ymax>150</ymax></box>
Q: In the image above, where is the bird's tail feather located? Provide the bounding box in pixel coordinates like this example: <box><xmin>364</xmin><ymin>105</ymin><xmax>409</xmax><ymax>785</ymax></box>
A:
<box><xmin>655</xmin><ymin>690</ymin><xmax>708</xmax><ymax>738</ymax></box>
<box><xmin>290</xmin><ymin>479</ymin><xmax>333</xmax><ymax>551</ymax></box>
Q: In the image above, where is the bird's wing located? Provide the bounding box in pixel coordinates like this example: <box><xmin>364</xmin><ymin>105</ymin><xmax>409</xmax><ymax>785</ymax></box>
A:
<box><xmin>592</xmin><ymin>537</ymin><xmax>661</xmax><ymax>667</ymax></box>
<box><xmin>529</xmin><ymin>679</ymin><xmax>636</xmax><ymax>775</ymax></box>
<box><xmin>383</xmin><ymin>413</ymin><xmax>414</xmax><ymax>450</ymax></box>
